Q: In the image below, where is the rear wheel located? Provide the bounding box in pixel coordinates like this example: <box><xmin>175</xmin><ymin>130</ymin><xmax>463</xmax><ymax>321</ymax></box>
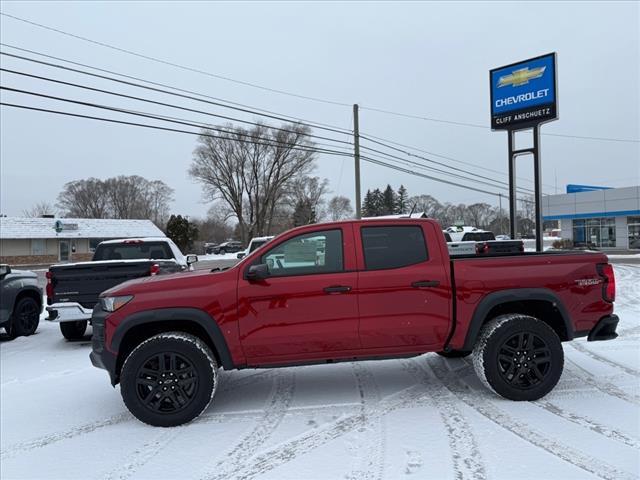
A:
<box><xmin>472</xmin><ymin>314</ymin><xmax>563</xmax><ymax>401</ymax></box>
<box><xmin>60</xmin><ymin>320</ymin><xmax>88</xmax><ymax>340</ymax></box>
<box><xmin>120</xmin><ymin>332</ymin><xmax>218</xmax><ymax>427</ymax></box>
<box><xmin>7</xmin><ymin>297</ymin><xmax>40</xmax><ymax>338</ymax></box>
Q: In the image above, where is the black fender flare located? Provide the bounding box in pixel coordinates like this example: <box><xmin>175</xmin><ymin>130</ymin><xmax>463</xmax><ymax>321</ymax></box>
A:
<box><xmin>14</xmin><ymin>286</ymin><xmax>43</xmax><ymax>310</ymax></box>
<box><xmin>461</xmin><ymin>288</ymin><xmax>573</xmax><ymax>352</ymax></box>
<box><xmin>111</xmin><ymin>307</ymin><xmax>235</xmax><ymax>370</ymax></box>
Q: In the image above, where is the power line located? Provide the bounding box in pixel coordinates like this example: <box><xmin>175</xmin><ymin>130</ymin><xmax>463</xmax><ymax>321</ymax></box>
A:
<box><xmin>359</xmin><ymin>131</ymin><xmax>556</xmax><ymax>190</ymax></box>
<box><xmin>0</xmin><ymin>50</ymin><xmax>352</xmax><ymax>137</ymax></box>
<box><xmin>3</xmin><ymin>14</ymin><xmax>636</xmax><ymax>144</ymax></box>
<box><xmin>0</xmin><ymin>12</ymin><xmax>352</xmax><ymax>108</ymax></box>
<box><xmin>358</xmin><ymin>138</ymin><xmax>537</xmax><ymax>195</ymax></box>
<box><xmin>2</xmin><ymin>83</ymin><xmax>524</xmax><ymax>196</ymax></box>
<box><xmin>0</xmin><ymin>101</ymin><xmax>515</xmax><ymax>199</ymax></box>
<box><xmin>0</xmin><ymin>65</ymin><xmax>353</xmax><ymax>147</ymax></box>
<box><xmin>0</xmin><ymin>42</ymin><xmax>353</xmax><ymax>135</ymax></box>
<box><xmin>0</xmin><ymin>89</ymin><xmax>352</xmax><ymax>156</ymax></box>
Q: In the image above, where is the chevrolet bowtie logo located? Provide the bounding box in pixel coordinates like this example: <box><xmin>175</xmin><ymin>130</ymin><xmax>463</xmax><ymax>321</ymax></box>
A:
<box><xmin>498</xmin><ymin>66</ymin><xmax>546</xmax><ymax>88</ymax></box>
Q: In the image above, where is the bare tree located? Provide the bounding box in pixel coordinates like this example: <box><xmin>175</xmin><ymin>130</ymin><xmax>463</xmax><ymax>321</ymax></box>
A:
<box><xmin>57</xmin><ymin>178</ymin><xmax>111</xmax><ymax>218</ymax></box>
<box><xmin>327</xmin><ymin>195</ymin><xmax>353</xmax><ymax>221</ymax></box>
<box><xmin>56</xmin><ymin>176</ymin><xmax>173</xmax><ymax>222</ymax></box>
<box><xmin>190</xmin><ymin>123</ymin><xmax>316</xmax><ymax>242</ymax></box>
<box><xmin>22</xmin><ymin>201</ymin><xmax>57</xmax><ymax>217</ymax></box>
<box><xmin>286</xmin><ymin>176</ymin><xmax>329</xmax><ymax>220</ymax></box>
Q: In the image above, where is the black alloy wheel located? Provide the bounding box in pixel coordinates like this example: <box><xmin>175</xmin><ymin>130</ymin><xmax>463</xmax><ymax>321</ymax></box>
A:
<box><xmin>496</xmin><ymin>331</ymin><xmax>551</xmax><ymax>389</ymax></box>
<box><xmin>8</xmin><ymin>297</ymin><xmax>40</xmax><ymax>337</ymax></box>
<box><xmin>136</xmin><ymin>352</ymin><xmax>199</xmax><ymax>415</ymax></box>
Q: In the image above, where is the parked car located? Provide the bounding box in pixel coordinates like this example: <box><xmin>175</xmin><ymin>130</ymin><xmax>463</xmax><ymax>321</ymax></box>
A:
<box><xmin>91</xmin><ymin>218</ymin><xmax>619</xmax><ymax>427</ymax></box>
<box><xmin>211</xmin><ymin>241</ymin><xmax>243</xmax><ymax>255</ymax></box>
<box><xmin>236</xmin><ymin>236</ymin><xmax>274</xmax><ymax>259</ymax></box>
<box><xmin>0</xmin><ymin>264</ymin><xmax>42</xmax><ymax>339</ymax></box>
<box><xmin>46</xmin><ymin>238</ymin><xmax>197</xmax><ymax>340</ymax></box>
<box><xmin>204</xmin><ymin>243</ymin><xmax>219</xmax><ymax>255</ymax></box>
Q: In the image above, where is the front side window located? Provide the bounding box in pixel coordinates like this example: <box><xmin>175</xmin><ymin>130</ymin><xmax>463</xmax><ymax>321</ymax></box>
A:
<box><xmin>361</xmin><ymin>226</ymin><xmax>428</xmax><ymax>270</ymax></box>
<box><xmin>261</xmin><ymin>229</ymin><xmax>343</xmax><ymax>276</ymax></box>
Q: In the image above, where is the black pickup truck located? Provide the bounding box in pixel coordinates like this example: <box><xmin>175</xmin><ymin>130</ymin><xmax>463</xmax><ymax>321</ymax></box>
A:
<box><xmin>46</xmin><ymin>238</ymin><xmax>197</xmax><ymax>340</ymax></box>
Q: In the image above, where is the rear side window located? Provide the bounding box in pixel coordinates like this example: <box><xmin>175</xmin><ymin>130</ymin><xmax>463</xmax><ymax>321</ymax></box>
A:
<box><xmin>93</xmin><ymin>242</ymin><xmax>173</xmax><ymax>261</ymax></box>
<box><xmin>462</xmin><ymin>232</ymin><xmax>495</xmax><ymax>241</ymax></box>
<box><xmin>361</xmin><ymin>226</ymin><xmax>428</xmax><ymax>270</ymax></box>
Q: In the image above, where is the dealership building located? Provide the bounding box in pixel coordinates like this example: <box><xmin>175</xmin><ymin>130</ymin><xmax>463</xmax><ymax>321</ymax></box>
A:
<box><xmin>0</xmin><ymin>217</ymin><xmax>165</xmax><ymax>265</ymax></box>
<box><xmin>542</xmin><ymin>185</ymin><xmax>640</xmax><ymax>250</ymax></box>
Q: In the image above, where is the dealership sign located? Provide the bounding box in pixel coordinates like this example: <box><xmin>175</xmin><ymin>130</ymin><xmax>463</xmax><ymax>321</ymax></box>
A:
<box><xmin>490</xmin><ymin>53</ymin><xmax>557</xmax><ymax>130</ymax></box>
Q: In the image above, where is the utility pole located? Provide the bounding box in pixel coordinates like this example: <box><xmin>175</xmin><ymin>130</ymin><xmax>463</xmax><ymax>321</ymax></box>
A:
<box><xmin>498</xmin><ymin>193</ymin><xmax>503</xmax><ymax>234</ymax></box>
<box><xmin>353</xmin><ymin>104</ymin><xmax>361</xmax><ymax>219</ymax></box>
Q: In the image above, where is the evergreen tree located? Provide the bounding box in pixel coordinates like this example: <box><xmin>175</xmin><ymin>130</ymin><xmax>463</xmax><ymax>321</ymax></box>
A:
<box><xmin>371</xmin><ymin>188</ymin><xmax>385</xmax><ymax>216</ymax></box>
<box><xmin>382</xmin><ymin>184</ymin><xmax>397</xmax><ymax>215</ymax></box>
<box><xmin>166</xmin><ymin>214</ymin><xmax>199</xmax><ymax>252</ymax></box>
<box><xmin>362</xmin><ymin>190</ymin><xmax>375</xmax><ymax>217</ymax></box>
<box><xmin>396</xmin><ymin>185</ymin><xmax>408</xmax><ymax>214</ymax></box>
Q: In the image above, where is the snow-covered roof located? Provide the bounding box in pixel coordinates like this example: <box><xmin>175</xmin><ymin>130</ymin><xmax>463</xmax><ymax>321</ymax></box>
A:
<box><xmin>0</xmin><ymin>217</ymin><xmax>165</xmax><ymax>239</ymax></box>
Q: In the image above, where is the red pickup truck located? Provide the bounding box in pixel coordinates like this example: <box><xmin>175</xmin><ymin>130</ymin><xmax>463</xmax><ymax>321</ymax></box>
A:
<box><xmin>90</xmin><ymin>218</ymin><xmax>619</xmax><ymax>427</ymax></box>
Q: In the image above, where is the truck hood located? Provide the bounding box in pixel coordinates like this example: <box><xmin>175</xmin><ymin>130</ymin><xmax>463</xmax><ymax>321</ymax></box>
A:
<box><xmin>101</xmin><ymin>268</ymin><xmax>231</xmax><ymax>297</ymax></box>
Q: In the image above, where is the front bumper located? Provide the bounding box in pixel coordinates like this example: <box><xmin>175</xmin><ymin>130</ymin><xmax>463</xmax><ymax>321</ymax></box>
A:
<box><xmin>90</xmin><ymin>305</ymin><xmax>118</xmax><ymax>385</ymax></box>
<box><xmin>46</xmin><ymin>303</ymin><xmax>93</xmax><ymax>323</ymax></box>
<box><xmin>588</xmin><ymin>314</ymin><xmax>619</xmax><ymax>342</ymax></box>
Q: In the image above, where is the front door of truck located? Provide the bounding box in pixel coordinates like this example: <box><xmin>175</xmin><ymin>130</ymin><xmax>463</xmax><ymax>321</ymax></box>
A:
<box><xmin>238</xmin><ymin>225</ymin><xmax>360</xmax><ymax>363</ymax></box>
<box><xmin>356</xmin><ymin>222</ymin><xmax>451</xmax><ymax>350</ymax></box>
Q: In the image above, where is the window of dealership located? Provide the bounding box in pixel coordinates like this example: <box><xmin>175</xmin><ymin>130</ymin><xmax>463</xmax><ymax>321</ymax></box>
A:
<box><xmin>542</xmin><ymin>185</ymin><xmax>640</xmax><ymax>251</ymax></box>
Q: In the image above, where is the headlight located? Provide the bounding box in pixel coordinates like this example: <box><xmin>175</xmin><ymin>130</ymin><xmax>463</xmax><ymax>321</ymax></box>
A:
<box><xmin>101</xmin><ymin>295</ymin><xmax>134</xmax><ymax>312</ymax></box>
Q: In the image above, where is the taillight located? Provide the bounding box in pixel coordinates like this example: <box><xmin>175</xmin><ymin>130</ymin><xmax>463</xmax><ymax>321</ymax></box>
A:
<box><xmin>150</xmin><ymin>263</ymin><xmax>160</xmax><ymax>276</ymax></box>
<box><xmin>597</xmin><ymin>263</ymin><xmax>616</xmax><ymax>303</ymax></box>
<box><xmin>476</xmin><ymin>242</ymin><xmax>490</xmax><ymax>254</ymax></box>
<box><xmin>45</xmin><ymin>270</ymin><xmax>53</xmax><ymax>304</ymax></box>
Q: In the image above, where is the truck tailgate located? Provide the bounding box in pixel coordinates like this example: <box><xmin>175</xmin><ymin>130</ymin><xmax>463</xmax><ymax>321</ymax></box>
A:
<box><xmin>49</xmin><ymin>261</ymin><xmax>157</xmax><ymax>308</ymax></box>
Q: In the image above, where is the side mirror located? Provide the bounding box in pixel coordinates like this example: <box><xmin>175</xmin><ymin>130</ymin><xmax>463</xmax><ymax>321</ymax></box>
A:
<box><xmin>186</xmin><ymin>254</ymin><xmax>198</xmax><ymax>264</ymax></box>
<box><xmin>237</xmin><ymin>252</ymin><xmax>246</xmax><ymax>259</ymax></box>
<box><xmin>245</xmin><ymin>263</ymin><xmax>269</xmax><ymax>281</ymax></box>
<box><xmin>0</xmin><ymin>264</ymin><xmax>11</xmax><ymax>276</ymax></box>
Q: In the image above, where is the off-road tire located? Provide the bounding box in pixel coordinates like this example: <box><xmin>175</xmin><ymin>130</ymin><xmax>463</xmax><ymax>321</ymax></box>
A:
<box><xmin>436</xmin><ymin>350</ymin><xmax>471</xmax><ymax>358</ymax></box>
<box><xmin>7</xmin><ymin>297</ymin><xmax>40</xmax><ymax>338</ymax></box>
<box><xmin>60</xmin><ymin>320</ymin><xmax>88</xmax><ymax>340</ymax></box>
<box><xmin>472</xmin><ymin>314</ymin><xmax>564</xmax><ymax>401</ymax></box>
<box><xmin>120</xmin><ymin>332</ymin><xmax>218</xmax><ymax>427</ymax></box>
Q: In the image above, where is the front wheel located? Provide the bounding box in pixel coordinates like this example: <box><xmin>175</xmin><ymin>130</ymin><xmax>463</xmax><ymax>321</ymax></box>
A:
<box><xmin>120</xmin><ymin>332</ymin><xmax>218</xmax><ymax>427</ymax></box>
<box><xmin>472</xmin><ymin>314</ymin><xmax>563</xmax><ymax>401</ymax></box>
<box><xmin>60</xmin><ymin>320</ymin><xmax>88</xmax><ymax>340</ymax></box>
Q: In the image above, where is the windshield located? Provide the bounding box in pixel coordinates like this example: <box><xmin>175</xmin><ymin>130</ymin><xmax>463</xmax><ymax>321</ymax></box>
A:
<box><xmin>93</xmin><ymin>242</ymin><xmax>174</xmax><ymax>261</ymax></box>
<box><xmin>249</xmin><ymin>240</ymin><xmax>268</xmax><ymax>253</ymax></box>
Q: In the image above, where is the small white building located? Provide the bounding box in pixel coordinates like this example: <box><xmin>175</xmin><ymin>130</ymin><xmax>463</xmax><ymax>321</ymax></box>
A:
<box><xmin>542</xmin><ymin>185</ymin><xmax>640</xmax><ymax>250</ymax></box>
<box><xmin>0</xmin><ymin>217</ymin><xmax>165</xmax><ymax>265</ymax></box>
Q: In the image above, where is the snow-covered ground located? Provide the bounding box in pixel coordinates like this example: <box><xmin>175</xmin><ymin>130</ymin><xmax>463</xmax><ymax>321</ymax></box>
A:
<box><xmin>1</xmin><ymin>265</ymin><xmax>639</xmax><ymax>480</ymax></box>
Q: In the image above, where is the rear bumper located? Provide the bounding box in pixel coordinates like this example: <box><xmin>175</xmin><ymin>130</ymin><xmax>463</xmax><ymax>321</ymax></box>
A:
<box><xmin>588</xmin><ymin>314</ymin><xmax>619</xmax><ymax>342</ymax></box>
<box><xmin>90</xmin><ymin>305</ymin><xmax>118</xmax><ymax>385</ymax></box>
<box><xmin>46</xmin><ymin>303</ymin><xmax>93</xmax><ymax>323</ymax></box>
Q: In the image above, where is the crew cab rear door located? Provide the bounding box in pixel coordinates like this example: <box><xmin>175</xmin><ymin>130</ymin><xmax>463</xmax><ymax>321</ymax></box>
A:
<box><xmin>237</xmin><ymin>224</ymin><xmax>360</xmax><ymax>363</ymax></box>
<box><xmin>355</xmin><ymin>221</ymin><xmax>451</xmax><ymax>350</ymax></box>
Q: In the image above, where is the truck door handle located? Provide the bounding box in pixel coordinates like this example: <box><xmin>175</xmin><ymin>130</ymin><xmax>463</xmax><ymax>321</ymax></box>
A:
<box><xmin>411</xmin><ymin>280</ymin><xmax>440</xmax><ymax>288</ymax></box>
<box><xmin>323</xmin><ymin>285</ymin><xmax>352</xmax><ymax>294</ymax></box>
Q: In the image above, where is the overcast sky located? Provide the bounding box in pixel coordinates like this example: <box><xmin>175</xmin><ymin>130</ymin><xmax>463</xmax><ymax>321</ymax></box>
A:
<box><xmin>1</xmin><ymin>1</ymin><xmax>638</xmax><ymax>219</ymax></box>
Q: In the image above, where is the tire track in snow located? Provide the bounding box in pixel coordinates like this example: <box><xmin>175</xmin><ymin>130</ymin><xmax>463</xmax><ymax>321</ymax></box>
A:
<box><xmin>535</xmin><ymin>400</ymin><xmax>640</xmax><ymax>449</ymax></box>
<box><xmin>201</xmin><ymin>369</ymin><xmax>296</xmax><ymax>480</ymax></box>
<box><xmin>0</xmin><ymin>412</ymin><xmax>132</xmax><ymax>460</ymax></box>
<box><xmin>570</xmin><ymin>342</ymin><xmax>640</xmax><ymax>378</ymax></box>
<box><xmin>345</xmin><ymin>363</ymin><xmax>385</xmax><ymax>480</ymax></box>
<box><xmin>428</xmin><ymin>356</ymin><xmax>635</xmax><ymax>480</ymax></box>
<box><xmin>566</xmin><ymin>359</ymin><xmax>640</xmax><ymax>405</ymax></box>
<box><xmin>402</xmin><ymin>359</ymin><xmax>487</xmax><ymax>480</ymax></box>
<box><xmin>214</xmin><ymin>383</ymin><xmax>430</xmax><ymax>480</ymax></box>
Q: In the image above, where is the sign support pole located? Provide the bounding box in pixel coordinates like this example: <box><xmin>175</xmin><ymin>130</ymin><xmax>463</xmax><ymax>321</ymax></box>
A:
<box><xmin>533</xmin><ymin>125</ymin><xmax>543</xmax><ymax>252</ymax></box>
<box><xmin>507</xmin><ymin>130</ymin><xmax>518</xmax><ymax>240</ymax></box>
